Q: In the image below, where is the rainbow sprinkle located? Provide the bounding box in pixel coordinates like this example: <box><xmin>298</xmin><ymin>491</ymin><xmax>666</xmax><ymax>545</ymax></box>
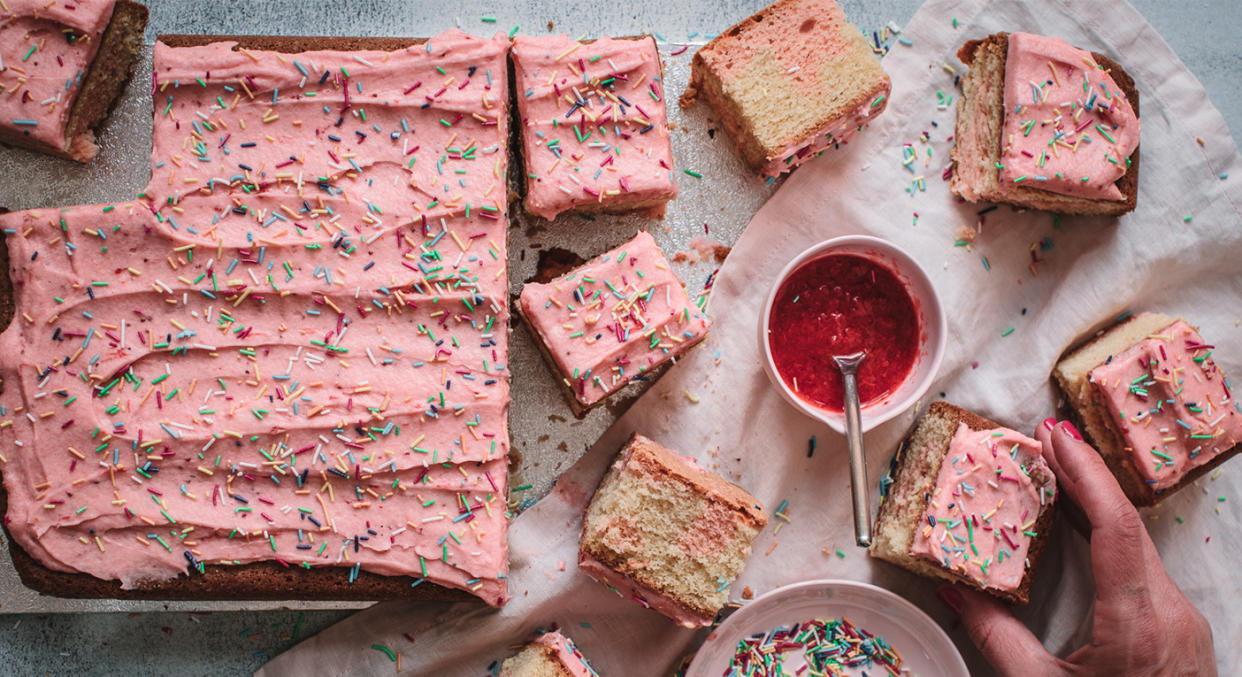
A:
<box><xmin>724</xmin><ymin>617</ymin><xmax>904</xmax><ymax>676</ymax></box>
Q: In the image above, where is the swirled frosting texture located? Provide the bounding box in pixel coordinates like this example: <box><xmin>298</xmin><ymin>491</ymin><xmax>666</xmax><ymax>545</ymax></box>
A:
<box><xmin>0</xmin><ymin>29</ymin><xmax>514</xmax><ymax>605</ymax></box>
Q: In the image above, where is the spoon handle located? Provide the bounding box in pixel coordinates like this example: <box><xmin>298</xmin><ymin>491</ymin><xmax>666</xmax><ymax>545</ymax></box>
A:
<box><xmin>841</xmin><ymin>370</ymin><xmax>872</xmax><ymax>547</ymax></box>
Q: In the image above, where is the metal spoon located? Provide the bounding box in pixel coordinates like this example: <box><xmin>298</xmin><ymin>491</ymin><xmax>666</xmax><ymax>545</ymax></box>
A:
<box><xmin>833</xmin><ymin>351</ymin><xmax>871</xmax><ymax>547</ymax></box>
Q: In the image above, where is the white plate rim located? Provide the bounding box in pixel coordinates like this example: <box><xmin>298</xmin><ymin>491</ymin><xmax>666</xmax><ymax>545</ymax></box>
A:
<box><xmin>685</xmin><ymin>578</ymin><xmax>969</xmax><ymax>677</ymax></box>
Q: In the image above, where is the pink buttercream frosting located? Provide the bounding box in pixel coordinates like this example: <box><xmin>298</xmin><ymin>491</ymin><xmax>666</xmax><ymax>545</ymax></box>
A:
<box><xmin>511</xmin><ymin>35</ymin><xmax>677</xmax><ymax>220</ymax></box>
<box><xmin>147</xmin><ymin>31</ymin><xmax>511</xmax><ymax>242</ymax></box>
<box><xmin>529</xmin><ymin>631</ymin><xmax>599</xmax><ymax>677</ymax></box>
<box><xmin>0</xmin><ymin>30</ymin><xmax>514</xmax><ymax>605</ymax></box>
<box><xmin>1090</xmin><ymin>317</ymin><xmax>1242</xmax><ymax>491</ymax></box>
<box><xmin>518</xmin><ymin>231</ymin><xmax>709</xmax><ymax>409</ymax></box>
<box><xmin>0</xmin><ymin>0</ymin><xmax>115</xmax><ymax>156</ymax></box>
<box><xmin>909</xmin><ymin>423</ymin><xmax>1056</xmax><ymax>593</ymax></box>
<box><xmin>998</xmin><ymin>32</ymin><xmax>1140</xmax><ymax>201</ymax></box>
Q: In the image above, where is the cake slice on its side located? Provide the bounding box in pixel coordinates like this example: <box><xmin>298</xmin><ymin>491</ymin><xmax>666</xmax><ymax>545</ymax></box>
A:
<box><xmin>511</xmin><ymin>35</ymin><xmax>677</xmax><ymax>221</ymax></box>
<box><xmin>1054</xmin><ymin>313</ymin><xmax>1242</xmax><ymax>506</ymax></box>
<box><xmin>680</xmin><ymin>0</ymin><xmax>890</xmax><ymax>178</ymax></box>
<box><xmin>500</xmin><ymin>630</ymin><xmax>599</xmax><ymax>677</ymax></box>
<box><xmin>950</xmin><ymin>32</ymin><xmax>1140</xmax><ymax>216</ymax></box>
<box><xmin>517</xmin><ymin>231</ymin><xmax>710</xmax><ymax>417</ymax></box>
<box><xmin>870</xmin><ymin>402</ymin><xmax>1057</xmax><ymax>605</ymax></box>
<box><xmin>578</xmin><ymin>434</ymin><xmax>767</xmax><ymax>628</ymax></box>
<box><xmin>0</xmin><ymin>0</ymin><xmax>148</xmax><ymax>161</ymax></box>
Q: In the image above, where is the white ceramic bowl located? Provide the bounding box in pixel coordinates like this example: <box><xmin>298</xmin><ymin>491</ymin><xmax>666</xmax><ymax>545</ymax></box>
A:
<box><xmin>685</xmin><ymin>579</ymin><xmax>968</xmax><ymax>677</ymax></box>
<box><xmin>758</xmin><ymin>235</ymin><xmax>946</xmax><ymax>433</ymax></box>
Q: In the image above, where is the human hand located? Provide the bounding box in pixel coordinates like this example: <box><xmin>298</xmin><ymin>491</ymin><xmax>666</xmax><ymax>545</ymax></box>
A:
<box><xmin>935</xmin><ymin>419</ymin><xmax>1216</xmax><ymax>677</ymax></box>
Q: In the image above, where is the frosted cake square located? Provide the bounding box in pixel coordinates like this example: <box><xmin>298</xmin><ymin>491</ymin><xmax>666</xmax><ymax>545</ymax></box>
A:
<box><xmin>680</xmin><ymin>0</ymin><xmax>890</xmax><ymax>178</ymax></box>
<box><xmin>511</xmin><ymin>35</ymin><xmax>677</xmax><ymax>220</ymax></box>
<box><xmin>0</xmin><ymin>0</ymin><xmax>147</xmax><ymax>161</ymax></box>
<box><xmin>871</xmin><ymin>402</ymin><xmax>1057</xmax><ymax>604</ymax></box>
<box><xmin>1054</xmin><ymin>313</ymin><xmax>1242</xmax><ymax>506</ymax></box>
<box><xmin>517</xmin><ymin>231</ymin><xmax>709</xmax><ymax>416</ymax></box>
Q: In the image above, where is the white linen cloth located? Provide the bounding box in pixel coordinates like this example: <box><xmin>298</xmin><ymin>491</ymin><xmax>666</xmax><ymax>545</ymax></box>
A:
<box><xmin>259</xmin><ymin>0</ymin><xmax>1242</xmax><ymax>673</ymax></box>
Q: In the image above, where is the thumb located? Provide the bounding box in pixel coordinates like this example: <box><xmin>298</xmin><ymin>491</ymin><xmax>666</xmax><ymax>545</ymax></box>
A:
<box><xmin>939</xmin><ymin>584</ymin><xmax>1059</xmax><ymax>677</ymax></box>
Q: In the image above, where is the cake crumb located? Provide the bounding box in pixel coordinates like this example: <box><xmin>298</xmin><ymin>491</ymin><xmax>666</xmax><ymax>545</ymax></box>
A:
<box><xmin>674</xmin><ymin>238</ymin><xmax>731</xmax><ymax>264</ymax></box>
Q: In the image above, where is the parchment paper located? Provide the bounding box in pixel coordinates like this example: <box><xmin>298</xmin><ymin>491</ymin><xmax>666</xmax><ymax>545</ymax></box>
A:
<box><xmin>258</xmin><ymin>0</ymin><xmax>1242</xmax><ymax>673</ymax></box>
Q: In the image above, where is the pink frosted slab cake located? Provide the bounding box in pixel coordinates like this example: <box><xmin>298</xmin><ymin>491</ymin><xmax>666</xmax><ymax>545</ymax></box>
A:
<box><xmin>516</xmin><ymin>230</ymin><xmax>709</xmax><ymax>416</ymax></box>
<box><xmin>499</xmin><ymin>630</ymin><xmax>599</xmax><ymax>677</ymax></box>
<box><xmin>511</xmin><ymin>34</ymin><xmax>677</xmax><ymax>220</ymax></box>
<box><xmin>680</xmin><ymin>0</ymin><xmax>891</xmax><ymax>178</ymax></box>
<box><xmin>1055</xmin><ymin>313</ymin><xmax>1242</xmax><ymax>506</ymax></box>
<box><xmin>578</xmin><ymin>434</ymin><xmax>767</xmax><ymax>628</ymax></box>
<box><xmin>0</xmin><ymin>29</ymin><xmax>514</xmax><ymax>605</ymax></box>
<box><xmin>870</xmin><ymin>402</ymin><xmax>1057</xmax><ymax>605</ymax></box>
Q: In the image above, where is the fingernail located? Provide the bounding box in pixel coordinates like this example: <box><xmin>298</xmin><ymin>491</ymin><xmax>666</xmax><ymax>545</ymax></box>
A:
<box><xmin>1042</xmin><ymin>417</ymin><xmax>1057</xmax><ymax>431</ymax></box>
<box><xmin>937</xmin><ymin>586</ymin><xmax>963</xmax><ymax>614</ymax></box>
<box><xmin>1061</xmin><ymin>421</ymin><xmax>1082</xmax><ymax>440</ymax></box>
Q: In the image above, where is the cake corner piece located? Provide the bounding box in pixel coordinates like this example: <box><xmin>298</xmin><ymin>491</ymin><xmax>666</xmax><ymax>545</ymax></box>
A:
<box><xmin>871</xmin><ymin>402</ymin><xmax>1057</xmax><ymax>605</ymax></box>
<box><xmin>517</xmin><ymin>231</ymin><xmax>711</xmax><ymax>416</ymax></box>
<box><xmin>0</xmin><ymin>0</ymin><xmax>149</xmax><ymax>162</ymax></box>
<box><xmin>511</xmin><ymin>34</ymin><xmax>677</xmax><ymax>221</ymax></box>
<box><xmin>499</xmin><ymin>630</ymin><xmax>599</xmax><ymax>677</ymax></box>
<box><xmin>578</xmin><ymin>433</ymin><xmax>767</xmax><ymax>627</ymax></box>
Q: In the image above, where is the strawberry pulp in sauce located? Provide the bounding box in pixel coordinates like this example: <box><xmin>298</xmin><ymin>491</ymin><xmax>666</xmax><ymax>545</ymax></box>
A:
<box><xmin>767</xmin><ymin>253</ymin><xmax>920</xmax><ymax>412</ymax></box>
